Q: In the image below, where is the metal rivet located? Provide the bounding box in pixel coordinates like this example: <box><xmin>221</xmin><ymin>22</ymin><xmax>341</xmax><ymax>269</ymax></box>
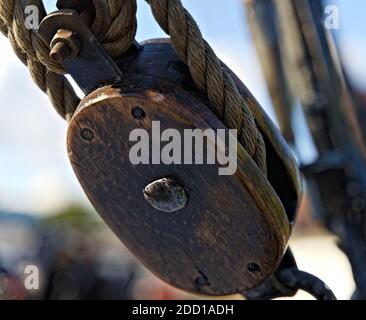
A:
<box><xmin>143</xmin><ymin>178</ymin><xmax>188</xmax><ymax>213</ymax></box>
<box><xmin>131</xmin><ymin>106</ymin><xmax>146</xmax><ymax>120</ymax></box>
<box><xmin>80</xmin><ymin>128</ymin><xmax>94</xmax><ymax>141</ymax></box>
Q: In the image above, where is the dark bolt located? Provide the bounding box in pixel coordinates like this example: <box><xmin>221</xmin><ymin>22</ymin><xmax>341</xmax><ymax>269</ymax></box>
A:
<box><xmin>131</xmin><ymin>106</ymin><xmax>146</xmax><ymax>120</ymax></box>
<box><xmin>247</xmin><ymin>262</ymin><xmax>261</xmax><ymax>273</ymax></box>
<box><xmin>80</xmin><ymin>128</ymin><xmax>94</xmax><ymax>141</ymax></box>
<box><xmin>195</xmin><ymin>273</ymin><xmax>209</xmax><ymax>287</ymax></box>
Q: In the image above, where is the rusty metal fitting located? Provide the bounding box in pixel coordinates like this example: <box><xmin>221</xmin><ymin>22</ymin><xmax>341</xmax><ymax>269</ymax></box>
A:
<box><xmin>50</xmin><ymin>29</ymin><xmax>81</xmax><ymax>64</ymax></box>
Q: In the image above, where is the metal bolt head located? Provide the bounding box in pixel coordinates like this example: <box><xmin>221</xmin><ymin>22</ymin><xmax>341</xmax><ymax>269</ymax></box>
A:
<box><xmin>143</xmin><ymin>178</ymin><xmax>188</xmax><ymax>213</ymax></box>
<box><xmin>50</xmin><ymin>29</ymin><xmax>81</xmax><ymax>64</ymax></box>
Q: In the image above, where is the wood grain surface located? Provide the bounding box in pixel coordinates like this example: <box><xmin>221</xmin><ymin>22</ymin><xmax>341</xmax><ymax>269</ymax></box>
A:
<box><xmin>67</xmin><ymin>40</ymin><xmax>301</xmax><ymax>295</ymax></box>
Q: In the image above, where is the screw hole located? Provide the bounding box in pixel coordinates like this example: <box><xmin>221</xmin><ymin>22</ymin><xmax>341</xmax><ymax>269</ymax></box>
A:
<box><xmin>247</xmin><ymin>262</ymin><xmax>261</xmax><ymax>273</ymax></box>
<box><xmin>195</xmin><ymin>271</ymin><xmax>210</xmax><ymax>287</ymax></box>
<box><xmin>131</xmin><ymin>106</ymin><xmax>146</xmax><ymax>120</ymax></box>
<box><xmin>80</xmin><ymin>128</ymin><xmax>94</xmax><ymax>141</ymax></box>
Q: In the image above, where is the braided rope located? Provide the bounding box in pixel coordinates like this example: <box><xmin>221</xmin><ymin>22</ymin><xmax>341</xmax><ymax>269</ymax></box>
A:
<box><xmin>146</xmin><ymin>0</ymin><xmax>266</xmax><ymax>173</ymax></box>
<box><xmin>0</xmin><ymin>0</ymin><xmax>137</xmax><ymax>121</ymax></box>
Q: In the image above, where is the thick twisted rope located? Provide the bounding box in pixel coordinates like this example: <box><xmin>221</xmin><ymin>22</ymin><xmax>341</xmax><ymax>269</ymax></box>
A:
<box><xmin>104</xmin><ymin>0</ymin><xmax>138</xmax><ymax>58</ymax></box>
<box><xmin>0</xmin><ymin>0</ymin><xmax>78</xmax><ymax>120</ymax></box>
<box><xmin>146</xmin><ymin>0</ymin><xmax>267</xmax><ymax>173</ymax></box>
<box><xmin>0</xmin><ymin>0</ymin><xmax>266</xmax><ymax>173</ymax></box>
<box><xmin>0</xmin><ymin>0</ymin><xmax>137</xmax><ymax>121</ymax></box>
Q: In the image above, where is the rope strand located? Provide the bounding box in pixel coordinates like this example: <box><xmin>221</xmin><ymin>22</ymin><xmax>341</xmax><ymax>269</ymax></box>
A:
<box><xmin>146</xmin><ymin>0</ymin><xmax>267</xmax><ymax>173</ymax></box>
<box><xmin>0</xmin><ymin>0</ymin><xmax>267</xmax><ymax>173</ymax></box>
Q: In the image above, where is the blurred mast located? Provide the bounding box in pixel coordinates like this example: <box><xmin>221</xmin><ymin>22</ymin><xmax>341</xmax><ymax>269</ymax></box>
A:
<box><xmin>245</xmin><ymin>0</ymin><xmax>366</xmax><ymax>299</ymax></box>
<box><xmin>245</xmin><ymin>0</ymin><xmax>295</xmax><ymax>144</ymax></box>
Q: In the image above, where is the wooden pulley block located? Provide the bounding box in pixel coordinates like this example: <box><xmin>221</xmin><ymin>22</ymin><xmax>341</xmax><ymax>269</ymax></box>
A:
<box><xmin>64</xmin><ymin>39</ymin><xmax>301</xmax><ymax>296</ymax></box>
<box><xmin>37</xmin><ymin>3</ymin><xmax>301</xmax><ymax>296</ymax></box>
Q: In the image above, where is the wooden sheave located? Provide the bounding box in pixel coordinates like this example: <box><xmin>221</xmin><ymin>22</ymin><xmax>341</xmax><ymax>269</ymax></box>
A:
<box><xmin>67</xmin><ymin>39</ymin><xmax>302</xmax><ymax>296</ymax></box>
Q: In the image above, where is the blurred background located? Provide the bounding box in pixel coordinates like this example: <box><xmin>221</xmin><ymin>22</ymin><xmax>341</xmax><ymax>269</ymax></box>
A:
<box><xmin>0</xmin><ymin>0</ymin><xmax>365</xmax><ymax>300</ymax></box>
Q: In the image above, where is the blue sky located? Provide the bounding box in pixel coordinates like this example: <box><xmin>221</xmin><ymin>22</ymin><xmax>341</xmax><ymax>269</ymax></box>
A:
<box><xmin>0</xmin><ymin>0</ymin><xmax>365</xmax><ymax>215</ymax></box>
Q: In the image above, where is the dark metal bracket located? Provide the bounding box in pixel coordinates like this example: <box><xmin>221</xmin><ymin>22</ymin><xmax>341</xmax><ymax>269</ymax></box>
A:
<box><xmin>38</xmin><ymin>9</ymin><xmax>123</xmax><ymax>95</ymax></box>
